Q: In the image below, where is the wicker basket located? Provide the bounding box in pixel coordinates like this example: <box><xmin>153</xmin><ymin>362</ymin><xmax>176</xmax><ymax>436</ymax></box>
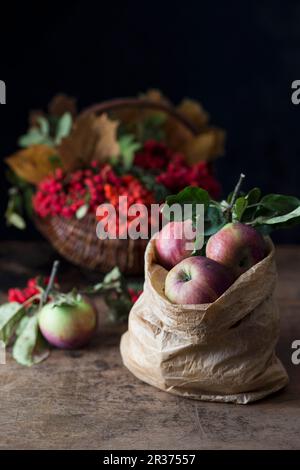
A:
<box><xmin>34</xmin><ymin>98</ymin><xmax>201</xmax><ymax>274</ymax></box>
<box><xmin>35</xmin><ymin>214</ymin><xmax>148</xmax><ymax>275</ymax></box>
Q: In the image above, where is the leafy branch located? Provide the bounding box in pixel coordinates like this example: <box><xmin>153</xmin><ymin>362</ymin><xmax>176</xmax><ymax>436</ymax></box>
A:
<box><xmin>18</xmin><ymin>113</ymin><xmax>73</xmax><ymax>148</ymax></box>
<box><xmin>162</xmin><ymin>174</ymin><xmax>300</xmax><ymax>247</ymax></box>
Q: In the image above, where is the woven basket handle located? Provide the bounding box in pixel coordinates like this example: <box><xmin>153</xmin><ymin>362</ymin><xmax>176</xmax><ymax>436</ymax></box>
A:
<box><xmin>81</xmin><ymin>97</ymin><xmax>199</xmax><ymax>136</ymax></box>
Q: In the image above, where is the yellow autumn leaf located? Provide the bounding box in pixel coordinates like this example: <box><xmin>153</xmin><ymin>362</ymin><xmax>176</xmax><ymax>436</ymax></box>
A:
<box><xmin>182</xmin><ymin>128</ymin><xmax>226</xmax><ymax>164</ymax></box>
<box><xmin>141</xmin><ymin>88</ymin><xmax>171</xmax><ymax>106</ymax></box>
<box><xmin>6</xmin><ymin>145</ymin><xmax>58</xmax><ymax>185</ymax></box>
<box><xmin>176</xmin><ymin>99</ymin><xmax>209</xmax><ymax>132</ymax></box>
<box><xmin>58</xmin><ymin>113</ymin><xmax>99</xmax><ymax>172</ymax></box>
<box><xmin>93</xmin><ymin>113</ymin><xmax>120</xmax><ymax>162</ymax></box>
<box><xmin>163</xmin><ymin>115</ymin><xmax>194</xmax><ymax>151</ymax></box>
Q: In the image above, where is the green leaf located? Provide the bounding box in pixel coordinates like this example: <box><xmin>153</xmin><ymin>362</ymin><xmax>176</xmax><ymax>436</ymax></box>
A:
<box><xmin>259</xmin><ymin>194</ymin><xmax>300</xmax><ymax>215</ymax></box>
<box><xmin>0</xmin><ymin>302</ymin><xmax>25</xmax><ymax>345</ymax></box>
<box><xmin>127</xmin><ymin>279</ymin><xmax>143</xmax><ymax>292</ymax></box>
<box><xmin>248</xmin><ymin>194</ymin><xmax>300</xmax><ymax>231</ymax></box>
<box><xmin>18</xmin><ymin>128</ymin><xmax>44</xmax><ymax>147</ymax></box>
<box><xmin>106</xmin><ymin>295</ymin><xmax>132</xmax><ymax>323</ymax></box>
<box><xmin>12</xmin><ymin>315</ymin><xmax>49</xmax><ymax>366</ymax></box>
<box><xmin>6</xmin><ymin>212</ymin><xmax>26</xmax><ymax>230</ymax></box>
<box><xmin>54</xmin><ymin>112</ymin><xmax>72</xmax><ymax>144</ymax></box>
<box><xmin>129</xmin><ymin>167</ymin><xmax>169</xmax><ymax>202</ymax></box>
<box><xmin>259</xmin><ymin>206</ymin><xmax>300</xmax><ymax>225</ymax></box>
<box><xmin>83</xmin><ymin>267</ymin><xmax>124</xmax><ymax>295</ymax></box>
<box><xmin>103</xmin><ymin>272</ymin><xmax>133</xmax><ymax>322</ymax></box>
<box><xmin>15</xmin><ymin>315</ymin><xmax>30</xmax><ymax>336</ymax></box>
<box><xmin>227</xmin><ymin>190</ymin><xmax>245</xmax><ymax>204</ymax></box>
<box><xmin>204</xmin><ymin>204</ymin><xmax>226</xmax><ymax>236</ymax></box>
<box><xmin>82</xmin><ymin>266</ymin><xmax>131</xmax><ymax>322</ymax></box>
<box><xmin>6</xmin><ymin>170</ymin><xmax>27</xmax><ymax>189</ymax></box>
<box><xmin>226</xmin><ymin>191</ymin><xmax>234</xmax><ymax>204</ymax></box>
<box><xmin>76</xmin><ymin>204</ymin><xmax>89</xmax><ymax>219</ymax></box>
<box><xmin>7</xmin><ymin>186</ymin><xmax>22</xmax><ymax>210</ymax></box>
<box><xmin>150</xmin><ymin>182</ymin><xmax>169</xmax><ymax>203</ymax></box>
<box><xmin>232</xmin><ymin>196</ymin><xmax>248</xmax><ymax>221</ymax></box>
<box><xmin>118</xmin><ymin>134</ymin><xmax>141</xmax><ymax>171</ymax></box>
<box><xmin>137</xmin><ymin>113</ymin><xmax>166</xmax><ymax>142</ymax></box>
<box><xmin>48</xmin><ymin>154</ymin><xmax>63</xmax><ymax>169</ymax></box>
<box><xmin>18</xmin><ymin>127</ymin><xmax>54</xmax><ymax>148</ymax></box>
<box><xmin>89</xmin><ymin>266</ymin><xmax>126</xmax><ymax>294</ymax></box>
<box><xmin>163</xmin><ymin>186</ymin><xmax>210</xmax><ymax>221</ymax></box>
<box><xmin>36</xmin><ymin>116</ymin><xmax>50</xmax><ymax>137</ymax></box>
<box><xmin>245</xmin><ymin>187</ymin><xmax>261</xmax><ymax>205</ymax></box>
<box><xmin>103</xmin><ymin>266</ymin><xmax>122</xmax><ymax>284</ymax></box>
<box><xmin>241</xmin><ymin>188</ymin><xmax>261</xmax><ymax>222</ymax></box>
<box><xmin>23</xmin><ymin>186</ymin><xmax>34</xmax><ymax>218</ymax></box>
<box><xmin>82</xmin><ymin>266</ymin><xmax>133</xmax><ymax>323</ymax></box>
<box><xmin>52</xmin><ymin>290</ymin><xmax>82</xmax><ymax>308</ymax></box>
<box><xmin>5</xmin><ymin>186</ymin><xmax>26</xmax><ymax>229</ymax></box>
<box><xmin>6</xmin><ymin>177</ymin><xmax>34</xmax><ymax>227</ymax></box>
<box><xmin>166</xmin><ymin>186</ymin><xmax>210</xmax><ymax>209</ymax></box>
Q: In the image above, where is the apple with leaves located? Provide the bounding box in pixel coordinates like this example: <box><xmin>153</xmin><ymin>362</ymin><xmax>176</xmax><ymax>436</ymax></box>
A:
<box><xmin>38</xmin><ymin>294</ymin><xmax>97</xmax><ymax>349</ymax></box>
<box><xmin>165</xmin><ymin>256</ymin><xmax>234</xmax><ymax>304</ymax></box>
<box><xmin>161</xmin><ymin>173</ymin><xmax>300</xmax><ymax>275</ymax></box>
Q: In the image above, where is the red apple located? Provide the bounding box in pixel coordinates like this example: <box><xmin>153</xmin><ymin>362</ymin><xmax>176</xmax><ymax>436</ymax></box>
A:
<box><xmin>165</xmin><ymin>256</ymin><xmax>234</xmax><ymax>304</ymax></box>
<box><xmin>155</xmin><ymin>220</ymin><xmax>196</xmax><ymax>270</ymax></box>
<box><xmin>206</xmin><ymin>222</ymin><xmax>266</xmax><ymax>278</ymax></box>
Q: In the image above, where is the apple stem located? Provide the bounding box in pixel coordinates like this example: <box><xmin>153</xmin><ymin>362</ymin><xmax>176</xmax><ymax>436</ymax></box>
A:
<box><xmin>226</xmin><ymin>173</ymin><xmax>246</xmax><ymax>221</ymax></box>
<box><xmin>40</xmin><ymin>260</ymin><xmax>60</xmax><ymax>307</ymax></box>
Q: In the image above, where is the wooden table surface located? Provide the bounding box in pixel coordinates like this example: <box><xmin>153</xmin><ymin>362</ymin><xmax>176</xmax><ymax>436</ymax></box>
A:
<box><xmin>0</xmin><ymin>241</ymin><xmax>299</xmax><ymax>450</ymax></box>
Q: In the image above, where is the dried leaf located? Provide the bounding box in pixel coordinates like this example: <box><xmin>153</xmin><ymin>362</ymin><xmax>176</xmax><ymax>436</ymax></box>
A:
<box><xmin>58</xmin><ymin>113</ymin><xmax>120</xmax><ymax>170</ymax></box>
<box><xmin>6</xmin><ymin>145</ymin><xmax>59</xmax><ymax>184</ymax></box>
<box><xmin>140</xmin><ymin>91</ymin><xmax>225</xmax><ymax>164</ymax></box>
<box><xmin>58</xmin><ymin>113</ymin><xmax>98</xmax><ymax>171</ymax></box>
<box><xmin>176</xmin><ymin>99</ymin><xmax>209</xmax><ymax>131</ymax></box>
<box><xmin>141</xmin><ymin>88</ymin><xmax>171</xmax><ymax>106</ymax></box>
<box><xmin>93</xmin><ymin>113</ymin><xmax>120</xmax><ymax>162</ymax></box>
<box><xmin>48</xmin><ymin>94</ymin><xmax>77</xmax><ymax>117</ymax></box>
<box><xmin>164</xmin><ymin>116</ymin><xmax>194</xmax><ymax>151</ymax></box>
<box><xmin>181</xmin><ymin>127</ymin><xmax>226</xmax><ymax>164</ymax></box>
<box><xmin>29</xmin><ymin>110</ymin><xmax>45</xmax><ymax>128</ymax></box>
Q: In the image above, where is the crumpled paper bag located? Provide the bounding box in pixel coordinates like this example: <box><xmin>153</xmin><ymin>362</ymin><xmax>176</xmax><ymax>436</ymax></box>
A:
<box><xmin>120</xmin><ymin>237</ymin><xmax>288</xmax><ymax>404</ymax></box>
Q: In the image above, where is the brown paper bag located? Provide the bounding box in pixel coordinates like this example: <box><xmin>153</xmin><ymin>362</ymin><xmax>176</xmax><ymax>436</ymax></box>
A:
<box><xmin>120</xmin><ymin>237</ymin><xmax>289</xmax><ymax>404</ymax></box>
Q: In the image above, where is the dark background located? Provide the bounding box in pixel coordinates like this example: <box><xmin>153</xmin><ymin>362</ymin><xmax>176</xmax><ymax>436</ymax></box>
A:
<box><xmin>1</xmin><ymin>0</ymin><xmax>300</xmax><ymax>242</ymax></box>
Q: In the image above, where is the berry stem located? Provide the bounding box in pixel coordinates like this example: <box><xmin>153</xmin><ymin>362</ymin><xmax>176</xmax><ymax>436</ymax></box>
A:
<box><xmin>40</xmin><ymin>260</ymin><xmax>60</xmax><ymax>307</ymax></box>
<box><xmin>226</xmin><ymin>173</ymin><xmax>246</xmax><ymax>221</ymax></box>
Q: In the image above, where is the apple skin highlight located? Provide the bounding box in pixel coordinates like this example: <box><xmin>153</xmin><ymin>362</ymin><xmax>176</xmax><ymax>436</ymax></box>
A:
<box><xmin>155</xmin><ymin>220</ymin><xmax>196</xmax><ymax>270</ymax></box>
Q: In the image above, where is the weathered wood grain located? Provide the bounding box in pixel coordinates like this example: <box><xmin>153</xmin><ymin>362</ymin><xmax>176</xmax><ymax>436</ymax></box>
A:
<box><xmin>0</xmin><ymin>242</ymin><xmax>299</xmax><ymax>450</ymax></box>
